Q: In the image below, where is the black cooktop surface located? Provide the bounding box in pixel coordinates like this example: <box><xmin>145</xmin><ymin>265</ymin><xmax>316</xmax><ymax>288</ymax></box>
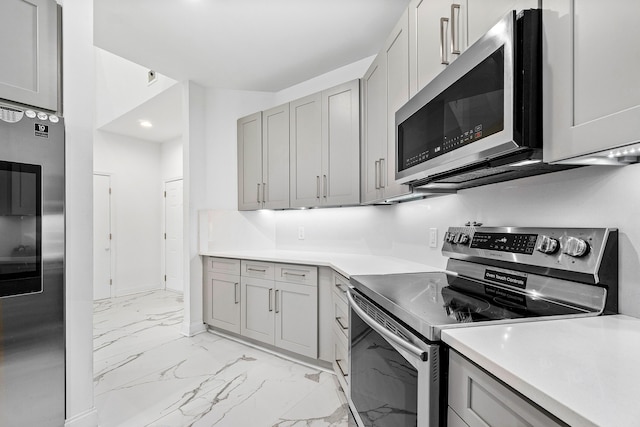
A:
<box><xmin>350</xmin><ymin>271</ymin><xmax>595</xmax><ymax>341</ymax></box>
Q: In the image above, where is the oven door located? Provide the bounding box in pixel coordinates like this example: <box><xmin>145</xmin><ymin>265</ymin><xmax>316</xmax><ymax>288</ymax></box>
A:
<box><xmin>347</xmin><ymin>290</ymin><xmax>440</xmax><ymax>427</ymax></box>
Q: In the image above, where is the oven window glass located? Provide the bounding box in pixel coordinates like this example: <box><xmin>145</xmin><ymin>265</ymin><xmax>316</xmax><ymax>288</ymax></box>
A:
<box><xmin>0</xmin><ymin>161</ymin><xmax>41</xmax><ymax>297</ymax></box>
<box><xmin>398</xmin><ymin>46</ymin><xmax>505</xmax><ymax>172</ymax></box>
<box><xmin>350</xmin><ymin>307</ymin><xmax>418</xmax><ymax>426</ymax></box>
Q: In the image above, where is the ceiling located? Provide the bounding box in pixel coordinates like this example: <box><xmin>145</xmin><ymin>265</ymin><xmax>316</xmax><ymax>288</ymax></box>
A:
<box><xmin>93</xmin><ymin>0</ymin><xmax>410</xmax><ymax>92</ymax></box>
<box><xmin>97</xmin><ymin>83</ymin><xmax>183</xmax><ymax>143</ymax></box>
<box><xmin>93</xmin><ymin>0</ymin><xmax>410</xmax><ymax>143</ymax></box>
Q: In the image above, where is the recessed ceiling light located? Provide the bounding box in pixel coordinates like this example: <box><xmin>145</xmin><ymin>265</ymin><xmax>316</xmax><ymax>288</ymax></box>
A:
<box><xmin>139</xmin><ymin>120</ymin><xmax>153</xmax><ymax>128</ymax></box>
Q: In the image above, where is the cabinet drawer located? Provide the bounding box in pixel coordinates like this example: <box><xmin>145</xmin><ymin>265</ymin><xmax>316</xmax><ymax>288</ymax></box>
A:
<box><xmin>448</xmin><ymin>351</ymin><xmax>563</xmax><ymax>427</ymax></box>
<box><xmin>275</xmin><ymin>263</ymin><xmax>317</xmax><ymax>286</ymax></box>
<box><xmin>332</xmin><ymin>272</ymin><xmax>349</xmax><ymax>304</ymax></box>
<box><xmin>241</xmin><ymin>260</ymin><xmax>274</xmax><ymax>279</ymax></box>
<box><xmin>333</xmin><ymin>294</ymin><xmax>349</xmax><ymax>340</ymax></box>
<box><xmin>333</xmin><ymin>329</ymin><xmax>349</xmax><ymax>384</ymax></box>
<box><xmin>206</xmin><ymin>257</ymin><xmax>240</xmax><ymax>275</ymax></box>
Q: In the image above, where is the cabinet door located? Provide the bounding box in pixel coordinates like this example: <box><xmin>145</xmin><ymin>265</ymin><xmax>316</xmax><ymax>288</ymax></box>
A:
<box><xmin>361</xmin><ymin>55</ymin><xmax>386</xmax><ymax>203</ymax></box>
<box><xmin>204</xmin><ymin>272</ymin><xmax>241</xmax><ymax>334</ymax></box>
<box><xmin>274</xmin><ymin>281</ymin><xmax>318</xmax><ymax>359</ymax></box>
<box><xmin>448</xmin><ymin>351</ymin><xmax>563</xmax><ymax>427</ymax></box>
<box><xmin>290</xmin><ymin>93</ymin><xmax>322</xmax><ymax>208</ymax></box>
<box><xmin>321</xmin><ymin>80</ymin><xmax>360</xmax><ymax>206</ymax></box>
<box><xmin>237</xmin><ymin>112</ymin><xmax>263</xmax><ymax>210</ymax></box>
<box><xmin>262</xmin><ymin>104</ymin><xmax>290</xmax><ymax>209</ymax></box>
<box><xmin>241</xmin><ymin>277</ymin><xmax>275</xmax><ymax>345</ymax></box>
<box><xmin>467</xmin><ymin>0</ymin><xmax>540</xmax><ymax>47</ymax></box>
<box><xmin>409</xmin><ymin>0</ymin><xmax>467</xmax><ymax>96</ymax></box>
<box><xmin>543</xmin><ymin>0</ymin><xmax>640</xmax><ymax>163</ymax></box>
<box><xmin>0</xmin><ymin>0</ymin><xmax>58</xmax><ymax>111</ymax></box>
<box><xmin>383</xmin><ymin>9</ymin><xmax>412</xmax><ymax>201</ymax></box>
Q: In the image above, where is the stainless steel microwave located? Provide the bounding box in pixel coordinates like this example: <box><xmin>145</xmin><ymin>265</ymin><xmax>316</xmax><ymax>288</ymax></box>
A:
<box><xmin>395</xmin><ymin>9</ymin><xmax>543</xmax><ymax>187</ymax></box>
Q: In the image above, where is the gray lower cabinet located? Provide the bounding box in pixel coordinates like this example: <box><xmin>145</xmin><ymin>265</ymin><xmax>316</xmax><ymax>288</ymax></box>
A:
<box><xmin>0</xmin><ymin>0</ymin><xmax>59</xmax><ymax>111</ymax></box>
<box><xmin>203</xmin><ymin>258</ymin><xmax>241</xmax><ymax>334</ymax></box>
<box><xmin>448</xmin><ymin>350</ymin><xmax>563</xmax><ymax>427</ymax></box>
<box><xmin>204</xmin><ymin>257</ymin><xmax>318</xmax><ymax>359</ymax></box>
<box><xmin>331</xmin><ymin>271</ymin><xmax>350</xmax><ymax>391</ymax></box>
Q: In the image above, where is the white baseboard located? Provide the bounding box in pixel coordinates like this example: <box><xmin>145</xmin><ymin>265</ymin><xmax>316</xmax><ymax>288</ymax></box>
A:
<box><xmin>180</xmin><ymin>320</ymin><xmax>206</xmax><ymax>337</ymax></box>
<box><xmin>65</xmin><ymin>407</ymin><xmax>99</xmax><ymax>427</ymax></box>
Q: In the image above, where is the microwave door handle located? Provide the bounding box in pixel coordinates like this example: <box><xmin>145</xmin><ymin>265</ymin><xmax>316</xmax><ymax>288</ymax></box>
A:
<box><xmin>380</xmin><ymin>158</ymin><xmax>386</xmax><ymax>188</ymax></box>
<box><xmin>347</xmin><ymin>290</ymin><xmax>428</xmax><ymax>361</ymax></box>
<box><xmin>440</xmin><ymin>17</ymin><xmax>449</xmax><ymax>65</ymax></box>
<box><xmin>374</xmin><ymin>160</ymin><xmax>380</xmax><ymax>189</ymax></box>
<box><xmin>451</xmin><ymin>4</ymin><xmax>461</xmax><ymax>55</ymax></box>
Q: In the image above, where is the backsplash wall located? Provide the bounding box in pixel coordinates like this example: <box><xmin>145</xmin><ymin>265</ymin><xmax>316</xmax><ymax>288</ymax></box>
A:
<box><xmin>203</xmin><ymin>163</ymin><xmax>640</xmax><ymax>318</ymax></box>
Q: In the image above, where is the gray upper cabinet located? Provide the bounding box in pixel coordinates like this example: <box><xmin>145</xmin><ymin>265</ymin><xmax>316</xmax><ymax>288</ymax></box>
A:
<box><xmin>467</xmin><ymin>0</ymin><xmax>540</xmax><ymax>47</ymax></box>
<box><xmin>543</xmin><ymin>0</ymin><xmax>640</xmax><ymax>163</ymax></box>
<box><xmin>409</xmin><ymin>0</ymin><xmax>468</xmax><ymax>97</ymax></box>
<box><xmin>0</xmin><ymin>0</ymin><xmax>59</xmax><ymax>111</ymax></box>
<box><xmin>262</xmin><ymin>104</ymin><xmax>290</xmax><ymax>209</ymax></box>
<box><xmin>290</xmin><ymin>80</ymin><xmax>360</xmax><ymax>208</ymax></box>
<box><xmin>290</xmin><ymin>93</ymin><xmax>323</xmax><ymax>208</ymax></box>
<box><xmin>237</xmin><ymin>112</ymin><xmax>263</xmax><ymax>210</ymax></box>
<box><xmin>361</xmin><ymin>10</ymin><xmax>412</xmax><ymax>204</ymax></box>
<box><xmin>321</xmin><ymin>80</ymin><xmax>360</xmax><ymax>206</ymax></box>
<box><xmin>238</xmin><ymin>106</ymin><xmax>290</xmax><ymax>211</ymax></box>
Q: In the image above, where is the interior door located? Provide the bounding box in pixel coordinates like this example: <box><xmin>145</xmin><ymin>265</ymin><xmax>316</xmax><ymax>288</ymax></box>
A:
<box><xmin>164</xmin><ymin>179</ymin><xmax>183</xmax><ymax>292</ymax></box>
<box><xmin>93</xmin><ymin>174</ymin><xmax>112</xmax><ymax>300</ymax></box>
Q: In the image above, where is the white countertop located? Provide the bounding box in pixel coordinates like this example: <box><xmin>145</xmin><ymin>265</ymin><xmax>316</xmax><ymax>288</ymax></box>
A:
<box><xmin>201</xmin><ymin>249</ymin><xmax>442</xmax><ymax>278</ymax></box>
<box><xmin>442</xmin><ymin>315</ymin><xmax>640</xmax><ymax>427</ymax></box>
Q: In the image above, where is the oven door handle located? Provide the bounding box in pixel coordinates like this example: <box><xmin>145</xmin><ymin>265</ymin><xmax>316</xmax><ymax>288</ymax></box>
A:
<box><xmin>347</xmin><ymin>290</ymin><xmax>428</xmax><ymax>362</ymax></box>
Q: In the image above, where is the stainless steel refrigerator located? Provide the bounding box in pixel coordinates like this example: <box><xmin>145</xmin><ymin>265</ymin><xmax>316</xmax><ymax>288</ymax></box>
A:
<box><xmin>0</xmin><ymin>101</ymin><xmax>65</xmax><ymax>425</ymax></box>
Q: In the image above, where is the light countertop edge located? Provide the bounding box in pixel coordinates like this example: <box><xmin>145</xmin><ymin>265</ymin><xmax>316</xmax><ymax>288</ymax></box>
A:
<box><xmin>442</xmin><ymin>315</ymin><xmax>640</xmax><ymax>427</ymax></box>
<box><xmin>200</xmin><ymin>250</ymin><xmax>443</xmax><ymax>278</ymax></box>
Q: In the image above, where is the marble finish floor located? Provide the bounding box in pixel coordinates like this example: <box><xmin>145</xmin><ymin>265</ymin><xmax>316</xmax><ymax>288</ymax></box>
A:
<box><xmin>94</xmin><ymin>290</ymin><xmax>350</xmax><ymax>426</ymax></box>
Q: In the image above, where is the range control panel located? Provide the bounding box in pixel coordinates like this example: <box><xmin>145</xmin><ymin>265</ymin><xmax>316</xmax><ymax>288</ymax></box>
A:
<box><xmin>442</xmin><ymin>226</ymin><xmax>617</xmax><ymax>280</ymax></box>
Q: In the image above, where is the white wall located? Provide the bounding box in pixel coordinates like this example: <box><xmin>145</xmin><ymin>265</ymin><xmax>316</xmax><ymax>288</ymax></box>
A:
<box><xmin>161</xmin><ymin>136</ymin><xmax>183</xmax><ymax>181</ymax></box>
<box><xmin>95</xmin><ymin>48</ymin><xmax>178</xmax><ymax>128</ymax></box>
<box><xmin>199</xmin><ymin>54</ymin><xmax>640</xmax><ymax>320</ymax></box>
<box><xmin>61</xmin><ymin>0</ymin><xmax>99</xmax><ymax>425</ymax></box>
<box><xmin>204</xmin><ymin>164</ymin><xmax>640</xmax><ymax>318</ymax></box>
<box><xmin>94</xmin><ymin>131</ymin><xmax>163</xmax><ymax>295</ymax></box>
<box><xmin>204</xmin><ymin>88</ymin><xmax>276</xmax><ymax>209</ymax></box>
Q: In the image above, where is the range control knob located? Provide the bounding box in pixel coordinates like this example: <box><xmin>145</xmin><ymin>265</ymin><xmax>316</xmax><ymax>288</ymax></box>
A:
<box><xmin>536</xmin><ymin>235</ymin><xmax>559</xmax><ymax>254</ymax></box>
<box><xmin>457</xmin><ymin>233</ymin><xmax>470</xmax><ymax>245</ymax></box>
<box><xmin>562</xmin><ymin>236</ymin><xmax>590</xmax><ymax>257</ymax></box>
<box><xmin>444</xmin><ymin>232</ymin><xmax>455</xmax><ymax>243</ymax></box>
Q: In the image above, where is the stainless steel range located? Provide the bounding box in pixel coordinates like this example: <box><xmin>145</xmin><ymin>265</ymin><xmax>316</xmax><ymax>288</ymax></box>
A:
<box><xmin>348</xmin><ymin>226</ymin><xmax>618</xmax><ymax>427</ymax></box>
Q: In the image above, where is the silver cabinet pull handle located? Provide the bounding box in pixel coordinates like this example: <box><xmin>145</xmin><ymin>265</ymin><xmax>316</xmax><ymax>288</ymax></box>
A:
<box><xmin>283</xmin><ymin>271</ymin><xmax>306</xmax><ymax>278</ymax></box>
<box><xmin>451</xmin><ymin>4</ymin><xmax>461</xmax><ymax>55</ymax></box>
<box><xmin>269</xmin><ymin>288</ymin><xmax>273</xmax><ymax>312</ymax></box>
<box><xmin>316</xmin><ymin>176</ymin><xmax>320</xmax><ymax>198</ymax></box>
<box><xmin>379</xmin><ymin>158</ymin><xmax>386</xmax><ymax>188</ymax></box>
<box><xmin>335</xmin><ymin>359</ymin><xmax>348</xmax><ymax>378</ymax></box>
<box><xmin>234</xmin><ymin>283</ymin><xmax>239</xmax><ymax>304</ymax></box>
<box><xmin>335</xmin><ymin>282</ymin><xmax>347</xmax><ymax>294</ymax></box>
<box><xmin>257</xmin><ymin>183</ymin><xmax>261</xmax><ymax>203</ymax></box>
<box><xmin>440</xmin><ymin>17</ymin><xmax>449</xmax><ymax>65</ymax></box>
<box><xmin>335</xmin><ymin>316</ymin><xmax>348</xmax><ymax>331</ymax></box>
<box><xmin>247</xmin><ymin>267</ymin><xmax>267</xmax><ymax>273</ymax></box>
<box><xmin>262</xmin><ymin>182</ymin><xmax>266</xmax><ymax>203</ymax></box>
<box><xmin>275</xmin><ymin>289</ymin><xmax>280</xmax><ymax>313</ymax></box>
<box><xmin>323</xmin><ymin>175</ymin><xmax>327</xmax><ymax>198</ymax></box>
<box><xmin>374</xmin><ymin>160</ymin><xmax>380</xmax><ymax>189</ymax></box>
